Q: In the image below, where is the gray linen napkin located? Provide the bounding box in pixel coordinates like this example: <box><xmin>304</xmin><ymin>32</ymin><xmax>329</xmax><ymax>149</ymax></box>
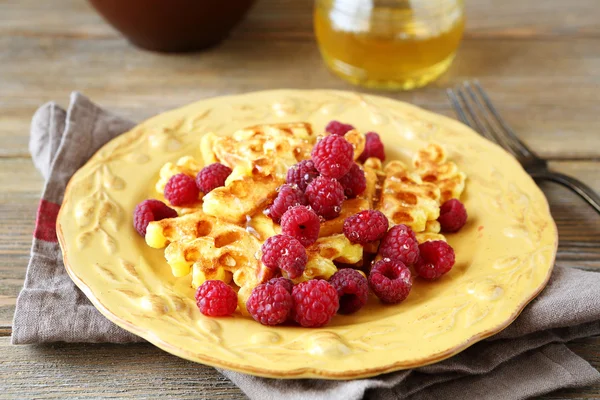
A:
<box><xmin>12</xmin><ymin>93</ymin><xmax>600</xmax><ymax>400</ymax></box>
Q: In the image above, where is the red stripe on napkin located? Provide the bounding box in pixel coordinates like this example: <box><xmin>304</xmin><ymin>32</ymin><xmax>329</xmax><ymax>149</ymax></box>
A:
<box><xmin>34</xmin><ymin>199</ymin><xmax>61</xmax><ymax>242</ymax></box>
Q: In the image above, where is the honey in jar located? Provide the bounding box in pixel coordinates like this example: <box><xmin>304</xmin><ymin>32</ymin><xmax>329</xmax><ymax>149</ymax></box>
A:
<box><xmin>315</xmin><ymin>0</ymin><xmax>465</xmax><ymax>90</ymax></box>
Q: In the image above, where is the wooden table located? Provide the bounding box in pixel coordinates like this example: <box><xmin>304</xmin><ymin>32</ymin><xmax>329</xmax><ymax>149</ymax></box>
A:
<box><xmin>1</xmin><ymin>0</ymin><xmax>599</xmax><ymax>398</ymax></box>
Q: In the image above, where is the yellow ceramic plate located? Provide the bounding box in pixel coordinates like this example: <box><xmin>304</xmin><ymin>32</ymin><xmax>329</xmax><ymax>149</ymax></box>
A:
<box><xmin>57</xmin><ymin>90</ymin><xmax>557</xmax><ymax>379</ymax></box>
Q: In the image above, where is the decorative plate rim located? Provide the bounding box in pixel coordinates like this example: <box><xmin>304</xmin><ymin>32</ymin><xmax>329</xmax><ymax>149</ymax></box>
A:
<box><xmin>57</xmin><ymin>89</ymin><xmax>558</xmax><ymax>379</ymax></box>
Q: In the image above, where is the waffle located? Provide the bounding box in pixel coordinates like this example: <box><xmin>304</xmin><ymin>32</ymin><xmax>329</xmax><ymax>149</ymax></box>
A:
<box><xmin>199</xmin><ymin>123</ymin><xmax>316</xmax><ymax>223</ymax></box>
<box><xmin>145</xmin><ymin>123</ymin><xmax>467</xmax><ymax>310</ymax></box>
<box><xmin>413</xmin><ymin>143</ymin><xmax>466</xmax><ymax>203</ymax></box>
<box><xmin>146</xmin><ymin>204</ymin><xmax>361</xmax><ymax>290</ymax></box>
<box><xmin>200</xmin><ymin>122</ymin><xmax>315</xmax><ymax>180</ymax></box>
<box><xmin>377</xmin><ymin>160</ymin><xmax>441</xmax><ymax>232</ymax></box>
<box><xmin>415</xmin><ymin>220</ymin><xmax>446</xmax><ymax>243</ymax></box>
<box><xmin>375</xmin><ymin>143</ymin><xmax>467</xmax><ymax>235</ymax></box>
<box><xmin>340</xmin><ymin>129</ymin><xmax>366</xmax><ymax>161</ymax></box>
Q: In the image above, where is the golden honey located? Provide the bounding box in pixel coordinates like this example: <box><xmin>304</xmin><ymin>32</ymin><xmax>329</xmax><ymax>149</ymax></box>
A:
<box><xmin>315</xmin><ymin>0</ymin><xmax>465</xmax><ymax>90</ymax></box>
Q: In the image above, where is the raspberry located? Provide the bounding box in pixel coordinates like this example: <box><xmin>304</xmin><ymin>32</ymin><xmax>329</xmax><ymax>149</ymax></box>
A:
<box><xmin>266</xmin><ymin>277</ymin><xmax>294</xmax><ymax>293</ymax></box>
<box><xmin>305</xmin><ymin>176</ymin><xmax>345</xmax><ymax>220</ymax></box>
<box><xmin>133</xmin><ymin>199</ymin><xmax>177</xmax><ymax>237</ymax></box>
<box><xmin>311</xmin><ymin>135</ymin><xmax>354</xmax><ymax>179</ymax></box>
<box><xmin>379</xmin><ymin>224</ymin><xmax>420</xmax><ymax>265</ymax></box>
<box><xmin>247</xmin><ymin>282</ymin><xmax>293</xmax><ymax>326</ymax></box>
<box><xmin>280</xmin><ymin>205</ymin><xmax>321</xmax><ymax>247</ymax></box>
<box><xmin>414</xmin><ymin>240</ymin><xmax>455</xmax><ymax>280</ymax></box>
<box><xmin>338</xmin><ymin>163</ymin><xmax>366</xmax><ymax>198</ymax></box>
<box><xmin>261</xmin><ymin>234</ymin><xmax>307</xmax><ymax>279</ymax></box>
<box><xmin>292</xmin><ymin>280</ymin><xmax>339</xmax><ymax>327</ymax></box>
<box><xmin>325</xmin><ymin>120</ymin><xmax>355</xmax><ymax>136</ymax></box>
<box><xmin>368</xmin><ymin>259</ymin><xmax>412</xmax><ymax>304</ymax></box>
<box><xmin>438</xmin><ymin>199</ymin><xmax>468</xmax><ymax>233</ymax></box>
<box><xmin>286</xmin><ymin>159</ymin><xmax>319</xmax><ymax>192</ymax></box>
<box><xmin>358</xmin><ymin>132</ymin><xmax>386</xmax><ymax>163</ymax></box>
<box><xmin>195</xmin><ymin>280</ymin><xmax>238</xmax><ymax>317</ymax></box>
<box><xmin>265</xmin><ymin>184</ymin><xmax>308</xmax><ymax>223</ymax></box>
<box><xmin>329</xmin><ymin>269</ymin><xmax>369</xmax><ymax>314</ymax></box>
<box><xmin>164</xmin><ymin>173</ymin><xmax>200</xmax><ymax>206</ymax></box>
<box><xmin>343</xmin><ymin>210</ymin><xmax>389</xmax><ymax>245</ymax></box>
<box><xmin>196</xmin><ymin>163</ymin><xmax>232</xmax><ymax>193</ymax></box>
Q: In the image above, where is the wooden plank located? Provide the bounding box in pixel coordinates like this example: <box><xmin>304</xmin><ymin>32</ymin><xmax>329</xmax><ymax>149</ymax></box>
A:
<box><xmin>464</xmin><ymin>0</ymin><xmax>600</xmax><ymax>38</ymax></box>
<box><xmin>0</xmin><ymin>158</ymin><xmax>42</xmax><ymax>327</ymax></box>
<box><xmin>1</xmin><ymin>35</ymin><xmax>599</xmax><ymax>158</ymax></box>
<box><xmin>0</xmin><ymin>337</ymin><xmax>246</xmax><ymax>399</ymax></box>
<box><xmin>1</xmin><ymin>0</ymin><xmax>599</xmax><ymax>40</ymax></box>
<box><xmin>0</xmin><ymin>336</ymin><xmax>598</xmax><ymax>398</ymax></box>
<box><xmin>1</xmin><ymin>157</ymin><xmax>599</xmax><ymax>326</ymax></box>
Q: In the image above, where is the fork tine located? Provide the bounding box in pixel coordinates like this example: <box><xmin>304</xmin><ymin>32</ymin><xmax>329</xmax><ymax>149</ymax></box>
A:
<box><xmin>461</xmin><ymin>81</ymin><xmax>520</xmax><ymax>155</ymax></box>
<box><xmin>446</xmin><ymin>89</ymin><xmax>471</xmax><ymax>126</ymax></box>
<box><xmin>454</xmin><ymin>86</ymin><xmax>499</xmax><ymax>144</ymax></box>
<box><xmin>448</xmin><ymin>86</ymin><xmax>496</xmax><ymax>142</ymax></box>
<box><xmin>471</xmin><ymin>81</ymin><xmax>538</xmax><ymax>160</ymax></box>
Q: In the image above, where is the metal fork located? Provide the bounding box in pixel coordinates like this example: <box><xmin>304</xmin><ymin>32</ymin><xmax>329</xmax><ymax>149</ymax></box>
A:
<box><xmin>447</xmin><ymin>80</ymin><xmax>600</xmax><ymax>214</ymax></box>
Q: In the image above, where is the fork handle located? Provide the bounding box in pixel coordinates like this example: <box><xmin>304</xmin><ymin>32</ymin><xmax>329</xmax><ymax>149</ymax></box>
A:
<box><xmin>530</xmin><ymin>170</ymin><xmax>600</xmax><ymax>214</ymax></box>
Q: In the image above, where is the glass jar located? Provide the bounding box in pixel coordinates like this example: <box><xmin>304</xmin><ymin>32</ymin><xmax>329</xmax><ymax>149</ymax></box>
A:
<box><xmin>314</xmin><ymin>0</ymin><xmax>465</xmax><ymax>90</ymax></box>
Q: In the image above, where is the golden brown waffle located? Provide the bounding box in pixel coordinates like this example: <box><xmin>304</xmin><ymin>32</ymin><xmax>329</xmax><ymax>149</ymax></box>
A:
<box><xmin>377</xmin><ymin>160</ymin><xmax>441</xmax><ymax>232</ymax></box>
<box><xmin>413</xmin><ymin>143</ymin><xmax>466</xmax><ymax>203</ymax></box>
<box><xmin>415</xmin><ymin>220</ymin><xmax>446</xmax><ymax>243</ymax></box>
<box><xmin>201</xmin><ymin>122</ymin><xmax>315</xmax><ymax>180</ymax></box>
<box><xmin>199</xmin><ymin>123</ymin><xmax>316</xmax><ymax>223</ymax></box>
<box><xmin>145</xmin><ymin>210</ymin><xmax>259</xmax><ymax>284</ymax></box>
<box><xmin>202</xmin><ymin>173</ymin><xmax>281</xmax><ymax>224</ymax></box>
<box><xmin>341</xmin><ymin>129</ymin><xmax>365</xmax><ymax>161</ymax></box>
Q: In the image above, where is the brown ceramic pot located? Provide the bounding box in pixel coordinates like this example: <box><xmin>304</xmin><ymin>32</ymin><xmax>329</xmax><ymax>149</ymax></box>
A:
<box><xmin>88</xmin><ymin>0</ymin><xmax>256</xmax><ymax>52</ymax></box>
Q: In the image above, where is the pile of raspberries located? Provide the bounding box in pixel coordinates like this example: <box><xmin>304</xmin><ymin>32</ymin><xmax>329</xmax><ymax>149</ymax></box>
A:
<box><xmin>133</xmin><ymin>121</ymin><xmax>467</xmax><ymax>328</ymax></box>
<box><xmin>192</xmin><ymin>121</ymin><xmax>467</xmax><ymax>328</ymax></box>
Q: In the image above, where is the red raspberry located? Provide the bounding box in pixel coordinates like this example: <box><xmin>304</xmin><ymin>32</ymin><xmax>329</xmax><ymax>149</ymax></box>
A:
<box><xmin>195</xmin><ymin>280</ymin><xmax>238</xmax><ymax>317</ymax></box>
<box><xmin>292</xmin><ymin>280</ymin><xmax>339</xmax><ymax>327</ymax></box>
<box><xmin>133</xmin><ymin>199</ymin><xmax>177</xmax><ymax>237</ymax></box>
<box><xmin>379</xmin><ymin>224</ymin><xmax>420</xmax><ymax>265</ymax></box>
<box><xmin>338</xmin><ymin>163</ymin><xmax>366</xmax><ymax>198</ymax></box>
<box><xmin>280</xmin><ymin>205</ymin><xmax>321</xmax><ymax>247</ymax></box>
<box><xmin>414</xmin><ymin>240</ymin><xmax>455</xmax><ymax>280</ymax></box>
<box><xmin>164</xmin><ymin>173</ymin><xmax>200</xmax><ymax>206</ymax></box>
<box><xmin>311</xmin><ymin>135</ymin><xmax>354</xmax><ymax>179</ymax></box>
<box><xmin>265</xmin><ymin>184</ymin><xmax>308</xmax><ymax>223</ymax></box>
<box><xmin>196</xmin><ymin>163</ymin><xmax>232</xmax><ymax>193</ymax></box>
<box><xmin>358</xmin><ymin>132</ymin><xmax>386</xmax><ymax>162</ymax></box>
<box><xmin>286</xmin><ymin>159</ymin><xmax>319</xmax><ymax>192</ymax></box>
<box><xmin>329</xmin><ymin>269</ymin><xmax>369</xmax><ymax>314</ymax></box>
<box><xmin>368</xmin><ymin>259</ymin><xmax>412</xmax><ymax>304</ymax></box>
<box><xmin>343</xmin><ymin>210</ymin><xmax>389</xmax><ymax>245</ymax></box>
<box><xmin>325</xmin><ymin>120</ymin><xmax>355</xmax><ymax>136</ymax></box>
<box><xmin>305</xmin><ymin>176</ymin><xmax>345</xmax><ymax>220</ymax></box>
<box><xmin>261</xmin><ymin>234</ymin><xmax>307</xmax><ymax>279</ymax></box>
<box><xmin>247</xmin><ymin>282</ymin><xmax>293</xmax><ymax>326</ymax></box>
<box><xmin>266</xmin><ymin>277</ymin><xmax>294</xmax><ymax>293</ymax></box>
<box><xmin>438</xmin><ymin>199</ymin><xmax>468</xmax><ymax>233</ymax></box>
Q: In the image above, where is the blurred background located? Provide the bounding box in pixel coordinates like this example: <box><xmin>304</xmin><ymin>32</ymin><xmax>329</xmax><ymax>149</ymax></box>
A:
<box><xmin>2</xmin><ymin>0</ymin><xmax>599</xmax><ymax>159</ymax></box>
